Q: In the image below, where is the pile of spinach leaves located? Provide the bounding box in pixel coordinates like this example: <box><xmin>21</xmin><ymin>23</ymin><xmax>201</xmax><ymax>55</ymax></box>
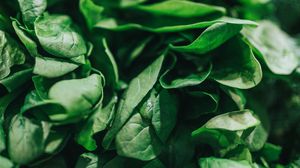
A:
<box><xmin>0</xmin><ymin>0</ymin><xmax>300</xmax><ymax>167</ymax></box>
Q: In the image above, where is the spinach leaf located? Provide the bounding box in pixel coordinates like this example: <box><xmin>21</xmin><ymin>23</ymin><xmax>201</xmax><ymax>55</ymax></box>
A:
<box><xmin>75</xmin><ymin>94</ymin><xmax>117</xmax><ymax>151</ymax></box>
<box><xmin>242</xmin><ymin>21</ymin><xmax>298</xmax><ymax>75</ymax></box>
<box><xmin>75</xmin><ymin>153</ymin><xmax>100</xmax><ymax>168</ymax></box>
<box><xmin>18</xmin><ymin>0</ymin><xmax>47</xmax><ymax>28</ymax></box>
<box><xmin>33</xmin><ymin>56</ymin><xmax>78</xmax><ymax>78</ymax></box>
<box><xmin>103</xmin><ymin>54</ymin><xmax>165</xmax><ymax>149</ymax></box>
<box><xmin>34</xmin><ymin>14</ymin><xmax>87</xmax><ymax>58</ymax></box>
<box><xmin>116</xmin><ymin>112</ymin><xmax>162</xmax><ymax>161</ymax></box>
<box><xmin>0</xmin><ymin>156</ymin><xmax>14</xmax><ymax>168</ymax></box>
<box><xmin>211</xmin><ymin>37</ymin><xmax>262</xmax><ymax>89</ymax></box>
<box><xmin>199</xmin><ymin>157</ymin><xmax>252</xmax><ymax>168</ymax></box>
<box><xmin>8</xmin><ymin>115</ymin><xmax>44</xmax><ymax>165</ymax></box>
<box><xmin>159</xmin><ymin>55</ymin><xmax>212</xmax><ymax>89</ymax></box>
<box><xmin>171</xmin><ymin>22</ymin><xmax>243</xmax><ymax>54</ymax></box>
<box><xmin>0</xmin><ymin>30</ymin><xmax>26</xmax><ymax>80</ymax></box>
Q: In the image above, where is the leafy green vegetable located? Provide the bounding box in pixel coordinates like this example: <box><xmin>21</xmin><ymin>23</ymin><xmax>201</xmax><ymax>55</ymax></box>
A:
<box><xmin>0</xmin><ymin>0</ymin><xmax>299</xmax><ymax>167</ymax></box>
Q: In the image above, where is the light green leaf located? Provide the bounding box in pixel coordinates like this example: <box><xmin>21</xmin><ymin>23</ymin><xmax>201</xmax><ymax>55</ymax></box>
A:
<box><xmin>75</xmin><ymin>153</ymin><xmax>99</xmax><ymax>168</ymax></box>
<box><xmin>199</xmin><ymin>157</ymin><xmax>252</xmax><ymax>168</ymax></box>
<box><xmin>18</xmin><ymin>0</ymin><xmax>47</xmax><ymax>28</ymax></box>
<box><xmin>48</xmin><ymin>74</ymin><xmax>103</xmax><ymax>122</ymax></box>
<box><xmin>8</xmin><ymin>115</ymin><xmax>44</xmax><ymax>165</ymax></box>
<box><xmin>242</xmin><ymin>21</ymin><xmax>298</xmax><ymax>75</ymax></box>
<box><xmin>33</xmin><ymin>56</ymin><xmax>78</xmax><ymax>78</ymax></box>
<box><xmin>0</xmin><ymin>156</ymin><xmax>14</xmax><ymax>168</ymax></box>
<box><xmin>34</xmin><ymin>14</ymin><xmax>87</xmax><ymax>58</ymax></box>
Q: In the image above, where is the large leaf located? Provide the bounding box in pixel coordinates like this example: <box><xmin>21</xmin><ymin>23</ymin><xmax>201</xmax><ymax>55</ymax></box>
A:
<box><xmin>8</xmin><ymin>115</ymin><xmax>44</xmax><ymax>165</ymax></box>
<box><xmin>211</xmin><ymin>37</ymin><xmax>262</xmax><ymax>89</ymax></box>
<box><xmin>0</xmin><ymin>30</ymin><xmax>26</xmax><ymax>79</ymax></box>
<box><xmin>103</xmin><ymin>54</ymin><xmax>165</xmax><ymax>149</ymax></box>
<box><xmin>34</xmin><ymin>14</ymin><xmax>87</xmax><ymax>58</ymax></box>
<box><xmin>242</xmin><ymin>21</ymin><xmax>298</xmax><ymax>75</ymax></box>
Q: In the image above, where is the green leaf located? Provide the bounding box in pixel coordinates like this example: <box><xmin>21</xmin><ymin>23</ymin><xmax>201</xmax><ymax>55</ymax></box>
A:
<box><xmin>0</xmin><ymin>30</ymin><xmax>26</xmax><ymax>79</ymax></box>
<box><xmin>91</xmin><ymin>38</ymin><xmax>119</xmax><ymax>87</ymax></box>
<box><xmin>115</xmin><ymin>112</ymin><xmax>162</xmax><ymax>161</ymax></box>
<box><xmin>22</xmin><ymin>74</ymin><xmax>103</xmax><ymax>124</ymax></box>
<box><xmin>79</xmin><ymin>0</ymin><xmax>104</xmax><ymax>30</ymax></box>
<box><xmin>159</xmin><ymin>55</ymin><xmax>212</xmax><ymax>89</ymax></box>
<box><xmin>221</xmin><ymin>86</ymin><xmax>246</xmax><ymax>110</ymax></box>
<box><xmin>47</xmin><ymin>74</ymin><xmax>103</xmax><ymax>123</ymax></box>
<box><xmin>75</xmin><ymin>153</ymin><xmax>99</xmax><ymax>168</ymax></box>
<box><xmin>260</xmin><ymin>143</ymin><xmax>282</xmax><ymax>162</ymax></box>
<box><xmin>8</xmin><ymin>115</ymin><xmax>44</xmax><ymax>165</ymax></box>
<box><xmin>171</xmin><ymin>22</ymin><xmax>243</xmax><ymax>54</ymax></box>
<box><xmin>93</xmin><ymin>1</ymin><xmax>230</xmax><ymax>32</ymax></box>
<box><xmin>103</xmin><ymin>54</ymin><xmax>165</xmax><ymax>149</ymax></box>
<box><xmin>0</xmin><ymin>68</ymin><xmax>32</xmax><ymax>93</ymax></box>
<box><xmin>18</xmin><ymin>0</ymin><xmax>47</xmax><ymax>28</ymax></box>
<box><xmin>199</xmin><ymin>157</ymin><xmax>252</xmax><ymax>168</ymax></box>
<box><xmin>34</xmin><ymin>14</ymin><xmax>87</xmax><ymax>58</ymax></box>
<box><xmin>152</xmin><ymin>89</ymin><xmax>178</xmax><ymax>142</ymax></box>
<box><xmin>192</xmin><ymin>110</ymin><xmax>260</xmax><ymax>137</ymax></box>
<box><xmin>33</xmin><ymin>56</ymin><xmax>78</xmax><ymax>78</ymax></box>
<box><xmin>75</xmin><ymin>95</ymin><xmax>117</xmax><ymax>151</ymax></box>
<box><xmin>143</xmin><ymin>159</ymin><xmax>166</xmax><ymax>168</ymax></box>
<box><xmin>184</xmin><ymin>88</ymin><xmax>219</xmax><ymax>119</ymax></box>
<box><xmin>242</xmin><ymin>21</ymin><xmax>298</xmax><ymax>75</ymax></box>
<box><xmin>211</xmin><ymin>37</ymin><xmax>262</xmax><ymax>89</ymax></box>
<box><xmin>0</xmin><ymin>156</ymin><xmax>14</xmax><ymax>168</ymax></box>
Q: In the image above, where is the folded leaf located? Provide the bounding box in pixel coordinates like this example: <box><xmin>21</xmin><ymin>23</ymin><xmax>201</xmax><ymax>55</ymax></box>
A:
<box><xmin>242</xmin><ymin>21</ymin><xmax>298</xmax><ymax>75</ymax></box>
<box><xmin>211</xmin><ymin>37</ymin><xmax>262</xmax><ymax>89</ymax></box>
